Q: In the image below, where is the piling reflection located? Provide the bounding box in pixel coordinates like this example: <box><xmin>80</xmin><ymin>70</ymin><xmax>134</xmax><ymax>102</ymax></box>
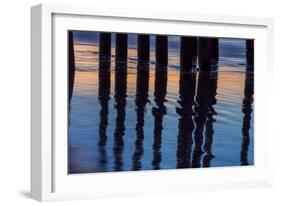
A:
<box><xmin>113</xmin><ymin>62</ymin><xmax>127</xmax><ymax>171</ymax></box>
<box><xmin>202</xmin><ymin>71</ymin><xmax>218</xmax><ymax>167</ymax></box>
<box><xmin>152</xmin><ymin>65</ymin><xmax>168</xmax><ymax>170</ymax></box>
<box><xmin>240</xmin><ymin>71</ymin><xmax>254</xmax><ymax>165</ymax></box>
<box><xmin>132</xmin><ymin>62</ymin><xmax>150</xmax><ymax>171</ymax></box>
<box><xmin>192</xmin><ymin>71</ymin><xmax>216</xmax><ymax>168</ymax></box>
<box><xmin>176</xmin><ymin>71</ymin><xmax>196</xmax><ymax>168</ymax></box>
<box><xmin>97</xmin><ymin>59</ymin><xmax>111</xmax><ymax>170</ymax></box>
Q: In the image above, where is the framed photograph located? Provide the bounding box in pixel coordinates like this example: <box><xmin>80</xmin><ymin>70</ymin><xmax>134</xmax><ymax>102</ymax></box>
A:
<box><xmin>31</xmin><ymin>3</ymin><xmax>274</xmax><ymax>201</ymax></box>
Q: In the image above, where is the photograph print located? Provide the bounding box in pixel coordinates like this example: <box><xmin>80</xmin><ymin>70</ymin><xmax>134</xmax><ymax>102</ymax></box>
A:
<box><xmin>68</xmin><ymin>31</ymin><xmax>254</xmax><ymax>174</ymax></box>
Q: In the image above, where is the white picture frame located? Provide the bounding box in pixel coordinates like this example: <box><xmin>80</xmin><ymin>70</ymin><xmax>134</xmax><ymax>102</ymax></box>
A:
<box><xmin>31</xmin><ymin>3</ymin><xmax>274</xmax><ymax>202</ymax></box>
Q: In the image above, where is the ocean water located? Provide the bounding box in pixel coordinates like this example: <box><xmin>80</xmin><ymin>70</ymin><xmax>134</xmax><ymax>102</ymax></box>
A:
<box><xmin>68</xmin><ymin>34</ymin><xmax>254</xmax><ymax>174</ymax></box>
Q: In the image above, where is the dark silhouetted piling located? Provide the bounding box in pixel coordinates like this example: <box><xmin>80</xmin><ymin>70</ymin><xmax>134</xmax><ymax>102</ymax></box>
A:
<box><xmin>198</xmin><ymin>38</ymin><xmax>212</xmax><ymax>71</ymax></box>
<box><xmin>137</xmin><ymin>35</ymin><xmax>150</xmax><ymax>62</ymax></box>
<box><xmin>246</xmin><ymin>39</ymin><xmax>254</xmax><ymax>71</ymax></box>
<box><xmin>192</xmin><ymin>37</ymin><xmax>198</xmax><ymax>63</ymax></box>
<box><xmin>192</xmin><ymin>38</ymin><xmax>198</xmax><ymax>68</ymax></box>
<box><xmin>180</xmin><ymin>37</ymin><xmax>197</xmax><ymax>71</ymax></box>
<box><xmin>99</xmin><ymin>40</ymin><xmax>111</xmax><ymax>71</ymax></box>
<box><xmin>211</xmin><ymin>38</ymin><xmax>219</xmax><ymax>66</ymax></box>
<box><xmin>99</xmin><ymin>32</ymin><xmax>111</xmax><ymax>61</ymax></box>
<box><xmin>115</xmin><ymin>33</ymin><xmax>128</xmax><ymax>63</ymax></box>
<box><xmin>156</xmin><ymin>35</ymin><xmax>168</xmax><ymax>66</ymax></box>
<box><xmin>68</xmin><ymin>31</ymin><xmax>75</xmax><ymax>101</ymax></box>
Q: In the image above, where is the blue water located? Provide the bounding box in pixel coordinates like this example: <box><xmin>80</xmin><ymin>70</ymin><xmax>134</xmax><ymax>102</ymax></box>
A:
<box><xmin>68</xmin><ymin>33</ymin><xmax>254</xmax><ymax>174</ymax></box>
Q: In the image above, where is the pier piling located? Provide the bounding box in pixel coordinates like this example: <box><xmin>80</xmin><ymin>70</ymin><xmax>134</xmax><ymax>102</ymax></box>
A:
<box><xmin>138</xmin><ymin>35</ymin><xmax>150</xmax><ymax>62</ymax></box>
<box><xmin>192</xmin><ymin>37</ymin><xmax>198</xmax><ymax>61</ymax></box>
<box><xmin>116</xmin><ymin>33</ymin><xmax>128</xmax><ymax>63</ymax></box>
<box><xmin>68</xmin><ymin>31</ymin><xmax>75</xmax><ymax>101</ymax></box>
<box><xmin>156</xmin><ymin>35</ymin><xmax>168</xmax><ymax>66</ymax></box>
<box><xmin>99</xmin><ymin>32</ymin><xmax>111</xmax><ymax>61</ymax></box>
<box><xmin>246</xmin><ymin>39</ymin><xmax>254</xmax><ymax>71</ymax></box>
<box><xmin>211</xmin><ymin>38</ymin><xmax>219</xmax><ymax>66</ymax></box>
<box><xmin>180</xmin><ymin>37</ymin><xmax>197</xmax><ymax>71</ymax></box>
<box><xmin>198</xmin><ymin>38</ymin><xmax>212</xmax><ymax>71</ymax></box>
<box><xmin>198</xmin><ymin>37</ymin><xmax>219</xmax><ymax>71</ymax></box>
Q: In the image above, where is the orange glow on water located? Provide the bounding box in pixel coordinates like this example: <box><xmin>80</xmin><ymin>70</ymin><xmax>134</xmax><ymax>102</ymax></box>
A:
<box><xmin>73</xmin><ymin>43</ymin><xmax>246</xmax><ymax>105</ymax></box>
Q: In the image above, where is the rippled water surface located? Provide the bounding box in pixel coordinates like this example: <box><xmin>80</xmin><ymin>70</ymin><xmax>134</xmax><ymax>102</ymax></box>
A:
<box><xmin>68</xmin><ymin>41</ymin><xmax>254</xmax><ymax>174</ymax></box>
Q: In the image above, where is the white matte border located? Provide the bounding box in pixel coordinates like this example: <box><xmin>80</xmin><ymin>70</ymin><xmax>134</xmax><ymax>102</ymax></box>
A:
<box><xmin>31</xmin><ymin>3</ymin><xmax>274</xmax><ymax>201</ymax></box>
